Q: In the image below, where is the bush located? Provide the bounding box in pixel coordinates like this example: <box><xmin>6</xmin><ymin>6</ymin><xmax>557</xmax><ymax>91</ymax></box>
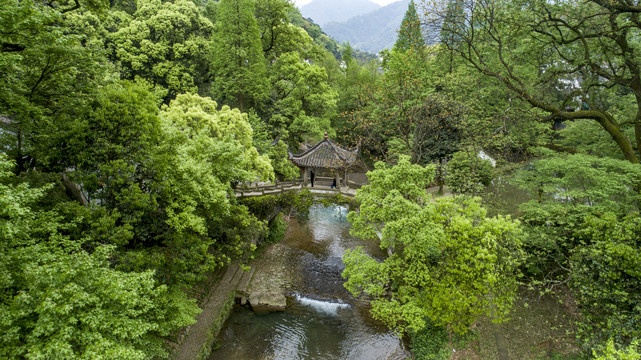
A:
<box><xmin>593</xmin><ymin>339</ymin><xmax>640</xmax><ymax>360</ymax></box>
<box><xmin>266</xmin><ymin>214</ymin><xmax>288</xmax><ymax>244</ymax></box>
<box><xmin>240</xmin><ymin>189</ymin><xmax>314</xmax><ymax>219</ymax></box>
<box><xmin>446</xmin><ymin>151</ymin><xmax>494</xmax><ymax>195</ymax></box>
<box><xmin>410</xmin><ymin>323</ymin><xmax>450</xmax><ymax>360</ymax></box>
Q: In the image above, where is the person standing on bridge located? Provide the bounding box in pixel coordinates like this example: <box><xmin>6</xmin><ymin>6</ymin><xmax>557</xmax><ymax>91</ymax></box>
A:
<box><xmin>310</xmin><ymin>170</ymin><xmax>315</xmax><ymax>187</ymax></box>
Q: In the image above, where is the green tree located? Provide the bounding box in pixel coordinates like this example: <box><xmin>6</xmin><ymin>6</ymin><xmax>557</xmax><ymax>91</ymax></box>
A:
<box><xmin>432</xmin><ymin>54</ymin><xmax>548</xmax><ymax>160</ymax></box>
<box><xmin>558</xmin><ymin>119</ymin><xmax>632</xmax><ymax>160</ymax></box>
<box><xmin>0</xmin><ymin>0</ymin><xmax>110</xmax><ymax>173</ymax></box>
<box><xmin>0</xmin><ymin>156</ymin><xmax>199</xmax><ymax>360</ymax></box>
<box><xmin>266</xmin><ymin>140</ymin><xmax>299</xmax><ymax>180</ymax></box>
<box><xmin>67</xmin><ymin>85</ymin><xmax>272</xmax><ymax>287</ymax></box>
<box><xmin>268</xmin><ymin>51</ymin><xmax>337</xmax><ymax>142</ymax></box>
<box><xmin>347</xmin><ymin>44</ymin><xmax>464</xmax><ymax>165</ymax></box>
<box><xmin>515</xmin><ymin>153</ymin><xmax>641</xmax><ymax>213</ymax></box>
<box><xmin>255</xmin><ymin>0</ymin><xmax>314</xmax><ymax>61</ymax></box>
<box><xmin>109</xmin><ymin>0</ymin><xmax>214</xmax><ymax>101</ymax></box>
<box><xmin>446</xmin><ymin>150</ymin><xmax>494</xmax><ymax>196</ymax></box>
<box><xmin>439</xmin><ymin>0</ymin><xmax>465</xmax><ymax>74</ymax></box>
<box><xmin>440</xmin><ymin>0</ymin><xmax>641</xmax><ymax>163</ymax></box>
<box><xmin>572</xmin><ymin>214</ymin><xmax>641</xmax><ymax>349</ymax></box>
<box><xmin>342</xmin><ymin>42</ymin><xmax>353</xmax><ymax>66</ymax></box>
<box><xmin>210</xmin><ymin>0</ymin><xmax>268</xmax><ymax>112</ymax></box>
<box><xmin>152</xmin><ymin>93</ymin><xmax>272</xmax><ymax>285</ymax></box>
<box><xmin>514</xmin><ymin>153</ymin><xmax>641</xmax><ymax>348</ymax></box>
<box><xmin>67</xmin><ymin>81</ymin><xmax>163</xmax><ymax>245</ymax></box>
<box><xmin>394</xmin><ymin>0</ymin><xmax>425</xmax><ymax>52</ymax></box>
<box><xmin>335</xmin><ymin>42</ymin><xmax>378</xmax><ymax>117</ymax></box>
<box><xmin>343</xmin><ymin>156</ymin><xmax>522</xmax><ymax>334</ymax></box>
<box><xmin>594</xmin><ymin>339</ymin><xmax>641</xmax><ymax>360</ymax></box>
<box><xmin>247</xmin><ymin>111</ymin><xmax>299</xmax><ymax>180</ymax></box>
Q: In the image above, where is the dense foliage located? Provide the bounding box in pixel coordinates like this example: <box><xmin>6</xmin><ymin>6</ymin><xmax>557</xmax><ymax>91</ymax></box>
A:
<box><xmin>342</xmin><ymin>156</ymin><xmax>522</xmax><ymax>334</ymax></box>
<box><xmin>0</xmin><ymin>156</ymin><xmax>200</xmax><ymax>359</ymax></box>
<box><xmin>514</xmin><ymin>153</ymin><xmax>641</xmax><ymax>349</ymax></box>
<box><xmin>410</xmin><ymin>321</ymin><xmax>450</xmax><ymax>360</ymax></box>
<box><xmin>2</xmin><ymin>0</ymin><xmax>641</xmax><ymax>357</ymax></box>
<box><xmin>446</xmin><ymin>150</ymin><xmax>494</xmax><ymax>195</ymax></box>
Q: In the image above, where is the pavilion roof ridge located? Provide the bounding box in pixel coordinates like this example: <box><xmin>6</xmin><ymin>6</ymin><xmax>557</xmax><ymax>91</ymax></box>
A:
<box><xmin>288</xmin><ymin>134</ymin><xmax>358</xmax><ymax>170</ymax></box>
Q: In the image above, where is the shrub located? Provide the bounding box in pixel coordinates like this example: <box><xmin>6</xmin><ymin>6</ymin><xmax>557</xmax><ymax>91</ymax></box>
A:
<box><xmin>446</xmin><ymin>151</ymin><xmax>494</xmax><ymax>195</ymax></box>
<box><xmin>266</xmin><ymin>214</ymin><xmax>288</xmax><ymax>244</ymax></box>
<box><xmin>410</xmin><ymin>323</ymin><xmax>450</xmax><ymax>360</ymax></box>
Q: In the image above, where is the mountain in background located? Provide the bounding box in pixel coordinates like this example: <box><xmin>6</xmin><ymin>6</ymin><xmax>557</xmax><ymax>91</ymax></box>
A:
<box><xmin>287</xmin><ymin>7</ymin><xmax>378</xmax><ymax>63</ymax></box>
<box><xmin>322</xmin><ymin>0</ymin><xmax>410</xmax><ymax>54</ymax></box>
<box><xmin>299</xmin><ymin>0</ymin><xmax>381</xmax><ymax>27</ymax></box>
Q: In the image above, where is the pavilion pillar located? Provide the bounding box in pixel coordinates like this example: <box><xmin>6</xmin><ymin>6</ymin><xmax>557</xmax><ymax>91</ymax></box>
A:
<box><xmin>302</xmin><ymin>167</ymin><xmax>308</xmax><ymax>185</ymax></box>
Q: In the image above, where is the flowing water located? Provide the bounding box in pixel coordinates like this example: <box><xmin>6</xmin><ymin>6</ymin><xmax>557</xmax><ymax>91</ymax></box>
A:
<box><xmin>209</xmin><ymin>205</ymin><xmax>411</xmax><ymax>360</ymax></box>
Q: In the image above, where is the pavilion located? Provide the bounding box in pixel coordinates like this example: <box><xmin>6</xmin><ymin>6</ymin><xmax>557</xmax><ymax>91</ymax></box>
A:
<box><xmin>288</xmin><ymin>133</ymin><xmax>358</xmax><ymax>188</ymax></box>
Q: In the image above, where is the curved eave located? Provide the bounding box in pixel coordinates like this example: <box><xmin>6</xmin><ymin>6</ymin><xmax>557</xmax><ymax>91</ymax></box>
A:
<box><xmin>288</xmin><ymin>138</ymin><xmax>358</xmax><ymax>170</ymax></box>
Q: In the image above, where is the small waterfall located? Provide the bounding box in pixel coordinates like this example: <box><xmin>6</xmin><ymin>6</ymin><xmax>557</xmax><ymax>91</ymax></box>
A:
<box><xmin>295</xmin><ymin>294</ymin><xmax>350</xmax><ymax>316</ymax></box>
<box><xmin>211</xmin><ymin>205</ymin><xmax>410</xmax><ymax>360</ymax></box>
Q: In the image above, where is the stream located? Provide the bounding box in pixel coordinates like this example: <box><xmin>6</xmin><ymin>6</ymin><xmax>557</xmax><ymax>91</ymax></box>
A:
<box><xmin>209</xmin><ymin>205</ymin><xmax>411</xmax><ymax>360</ymax></box>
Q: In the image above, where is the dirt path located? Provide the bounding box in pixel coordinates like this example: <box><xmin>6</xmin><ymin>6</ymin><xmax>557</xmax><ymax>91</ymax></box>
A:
<box><xmin>494</xmin><ymin>323</ymin><xmax>509</xmax><ymax>360</ymax></box>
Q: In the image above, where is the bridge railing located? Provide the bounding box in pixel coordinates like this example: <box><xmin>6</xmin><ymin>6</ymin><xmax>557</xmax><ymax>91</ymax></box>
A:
<box><xmin>234</xmin><ymin>178</ymin><xmax>360</xmax><ymax>198</ymax></box>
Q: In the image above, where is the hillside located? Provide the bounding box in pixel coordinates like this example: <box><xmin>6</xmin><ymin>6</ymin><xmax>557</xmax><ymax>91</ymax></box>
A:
<box><xmin>287</xmin><ymin>7</ymin><xmax>378</xmax><ymax>63</ymax></box>
<box><xmin>322</xmin><ymin>0</ymin><xmax>410</xmax><ymax>54</ymax></box>
<box><xmin>299</xmin><ymin>0</ymin><xmax>381</xmax><ymax>27</ymax></box>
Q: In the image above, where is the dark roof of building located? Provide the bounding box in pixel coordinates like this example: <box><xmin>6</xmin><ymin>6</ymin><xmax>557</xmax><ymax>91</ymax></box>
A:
<box><xmin>289</xmin><ymin>136</ymin><xmax>358</xmax><ymax>170</ymax></box>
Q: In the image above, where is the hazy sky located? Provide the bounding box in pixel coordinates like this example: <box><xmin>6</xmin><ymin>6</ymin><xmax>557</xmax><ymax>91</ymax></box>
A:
<box><xmin>294</xmin><ymin>0</ymin><xmax>401</xmax><ymax>6</ymax></box>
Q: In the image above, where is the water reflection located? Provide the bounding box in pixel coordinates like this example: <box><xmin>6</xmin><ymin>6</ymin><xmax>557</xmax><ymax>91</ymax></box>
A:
<box><xmin>284</xmin><ymin>205</ymin><xmax>385</xmax><ymax>260</ymax></box>
<box><xmin>210</xmin><ymin>205</ymin><xmax>410</xmax><ymax>360</ymax></box>
<box><xmin>482</xmin><ymin>174</ymin><xmax>531</xmax><ymax>217</ymax></box>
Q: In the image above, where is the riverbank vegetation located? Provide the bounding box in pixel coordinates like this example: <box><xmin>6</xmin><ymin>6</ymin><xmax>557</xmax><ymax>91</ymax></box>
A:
<box><xmin>341</xmin><ymin>0</ymin><xmax>641</xmax><ymax>358</ymax></box>
<box><xmin>1</xmin><ymin>0</ymin><xmax>640</xmax><ymax>358</ymax></box>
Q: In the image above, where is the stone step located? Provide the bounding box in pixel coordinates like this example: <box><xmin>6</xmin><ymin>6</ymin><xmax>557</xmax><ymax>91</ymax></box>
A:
<box><xmin>236</xmin><ymin>267</ymin><xmax>256</xmax><ymax>295</ymax></box>
<box><xmin>220</xmin><ymin>262</ymin><xmax>240</xmax><ymax>285</ymax></box>
<box><xmin>229</xmin><ymin>265</ymin><xmax>246</xmax><ymax>286</ymax></box>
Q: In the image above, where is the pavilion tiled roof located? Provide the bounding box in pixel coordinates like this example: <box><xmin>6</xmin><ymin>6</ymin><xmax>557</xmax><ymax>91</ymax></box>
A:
<box><xmin>289</xmin><ymin>136</ymin><xmax>358</xmax><ymax>170</ymax></box>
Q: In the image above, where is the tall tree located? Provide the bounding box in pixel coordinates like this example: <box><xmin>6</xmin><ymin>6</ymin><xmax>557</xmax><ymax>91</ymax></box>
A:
<box><xmin>254</xmin><ymin>0</ymin><xmax>312</xmax><ymax>61</ymax></box>
<box><xmin>436</xmin><ymin>0</ymin><xmax>641</xmax><ymax>163</ymax></box>
<box><xmin>334</xmin><ymin>43</ymin><xmax>379</xmax><ymax>136</ymax></box>
<box><xmin>394</xmin><ymin>0</ymin><xmax>425</xmax><ymax>52</ymax></box>
<box><xmin>210</xmin><ymin>0</ymin><xmax>268</xmax><ymax>112</ymax></box>
<box><xmin>268</xmin><ymin>51</ymin><xmax>337</xmax><ymax>142</ymax></box>
<box><xmin>153</xmin><ymin>93</ymin><xmax>272</xmax><ymax>285</ymax></box>
<box><xmin>439</xmin><ymin>0</ymin><xmax>465</xmax><ymax>73</ymax></box>
<box><xmin>346</xmin><ymin>43</ymin><xmax>464</xmax><ymax>165</ymax></box>
<box><xmin>109</xmin><ymin>0</ymin><xmax>214</xmax><ymax>102</ymax></box>
<box><xmin>0</xmin><ymin>0</ymin><xmax>109</xmax><ymax>173</ymax></box>
<box><xmin>513</xmin><ymin>153</ymin><xmax>641</xmax><ymax>348</ymax></box>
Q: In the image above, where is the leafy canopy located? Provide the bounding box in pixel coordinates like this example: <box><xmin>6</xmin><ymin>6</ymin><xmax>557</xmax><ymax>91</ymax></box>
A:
<box><xmin>343</xmin><ymin>156</ymin><xmax>522</xmax><ymax>334</ymax></box>
<box><xmin>0</xmin><ymin>156</ymin><xmax>199</xmax><ymax>360</ymax></box>
<box><xmin>210</xmin><ymin>0</ymin><xmax>268</xmax><ymax>112</ymax></box>
<box><xmin>109</xmin><ymin>0</ymin><xmax>214</xmax><ymax>101</ymax></box>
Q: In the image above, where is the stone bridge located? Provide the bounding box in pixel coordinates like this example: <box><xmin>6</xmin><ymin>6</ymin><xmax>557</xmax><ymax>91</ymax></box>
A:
<box><xmin>235</xmin><ymin>176</ymin><xmax>362</xmax><ymax>198</ymax></box>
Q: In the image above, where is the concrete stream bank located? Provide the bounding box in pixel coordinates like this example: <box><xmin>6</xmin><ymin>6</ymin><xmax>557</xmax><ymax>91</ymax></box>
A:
<box><xmin>171</xmin><ymin>243</ymin><xmax>296</xmax><ymax>360</ymax></box>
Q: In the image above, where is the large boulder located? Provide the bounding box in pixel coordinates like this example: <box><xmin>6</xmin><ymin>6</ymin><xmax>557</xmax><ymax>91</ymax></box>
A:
<box><xmin>248</xmin><ymin>291</ymin><xmax>287</xmax><ymax>314</ymax></box>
